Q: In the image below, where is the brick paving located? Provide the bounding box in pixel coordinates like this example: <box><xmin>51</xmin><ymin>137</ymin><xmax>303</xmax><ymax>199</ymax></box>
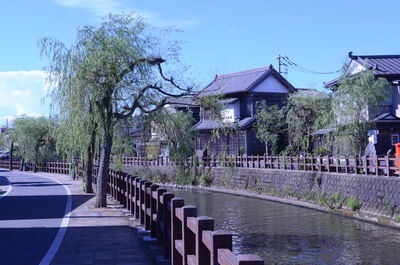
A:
<box><xmin>29</xmin><ymin>173</ymin><xmax>164</xmax><ymax>265</ymax></box>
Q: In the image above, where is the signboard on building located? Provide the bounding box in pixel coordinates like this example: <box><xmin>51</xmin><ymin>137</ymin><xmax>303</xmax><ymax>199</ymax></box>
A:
<box><xmin>221</xmin><ymin>108</ymin><xmax>234</xmax><ymax>123</ymax></box>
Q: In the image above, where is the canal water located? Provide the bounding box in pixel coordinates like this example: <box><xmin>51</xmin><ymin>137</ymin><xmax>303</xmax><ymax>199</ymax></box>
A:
<box><xmin>173</xmin><ymin>189</ymin><xmax>400</xmax><ymax>264</ymax></box>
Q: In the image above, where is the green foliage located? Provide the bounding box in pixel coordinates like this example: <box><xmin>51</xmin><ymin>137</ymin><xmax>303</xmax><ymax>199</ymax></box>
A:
<box><xmin>12</xmin><ymin>116</ymin><xmax>56</xmax><ymax>162</ymax></box>
<box><xmin>199</xmin><ymin>95</ymin><xmax>237</xmax><ymax>149</ymax></box>
<box><xmin>0</xmin><ymin>134</ymin><xmax>5</xmax><ymax>150</ymax></box>
<box><xmin>255</xmin><ymin>103</ymin><xmax>286</xmax><ymax>155</ymax></box>
<box><xmin>313</xmin><ymin>146</ymin><xmax>330</xmax><ymax>156</ymax></box>
<box><xmin>40</xmin><ymin>14</ymin><xmax>193</xmax><ymax>206</ymax></box>
<box><xmin>346</xmin><ymin>197</ymin><xmax>361</xmax><ymax>211</ymax></box>
<box><xmin>286</xmin><ymin>90</ymin><xmax>331</xmax><ymax>155</ymax></box>
<box><xmin>333</xmin><ymin>69</ymin><xmax>391</xmax><ymax>155</ymax></box>
<box><xmin>239</xmin><ymin>146</ymin><xmax>245</xmax><ymax>155</ymax></box>
<box><xmin>199</xmin><ymin>95</ymin><xmax>223</xmax><ymax>118</ymax></box>
<box><xmin>152</xmin><ymin>110</ymin><xmax>195</xmax><ymax>159</ymax></box>
<box><xmin>326</xmin><ymin>192</ymin><xmax>345</xmax><ymax>209</ymax></box>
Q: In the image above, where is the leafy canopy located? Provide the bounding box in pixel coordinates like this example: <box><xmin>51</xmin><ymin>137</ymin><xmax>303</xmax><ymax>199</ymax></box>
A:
<box><xmin>286</xmin><ymin>90</ymin><xmax>331</xmax><ymax>154</ymax></box>
<box><xmin>332</xmin><ymin>69</ymin><xmax>391</xmax><ymax>154</ymax></box>
<box><xmin>12</xmin><ymin>116</ymin><xmax>55</xmax><ymax>162</ymax></box>
<box><xmin>255</xmin><ymin>103</ymin><xmax>286</xmax><ymax>155</ymax></box>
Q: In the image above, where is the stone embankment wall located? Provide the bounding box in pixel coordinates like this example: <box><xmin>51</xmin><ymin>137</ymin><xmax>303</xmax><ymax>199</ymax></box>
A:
<box><xmin>124</xmin><ymin>165</ymin><xmax>400</xmax><ymax>220</ymax></box>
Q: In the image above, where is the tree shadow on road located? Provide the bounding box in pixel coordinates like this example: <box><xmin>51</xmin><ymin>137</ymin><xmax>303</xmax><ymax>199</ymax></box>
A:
<box><xmin>0</xmin><ymin>194</ymin><xmax>94</xmax><ymax>220</ymax></box>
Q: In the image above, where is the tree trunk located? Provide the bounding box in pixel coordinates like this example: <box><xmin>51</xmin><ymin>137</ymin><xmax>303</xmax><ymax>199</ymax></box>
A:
<box><xmin>95</xmin><ymin>128</ymin><xmax>113</xmax><ymax>208</ymax></box>
<box><xmin>84</xmin><ymin>127</ymin><xmax>96</xmax><ymax>193</ymax></box>
<box><xmin>9</xmin><ymin>141</ymin><xmax>13</xmax><ymax>170</ymax></box>
<box><xmin>20</xmin><ymin>158</ymin><xmax>25</xmax><ymax>171</ymax></box>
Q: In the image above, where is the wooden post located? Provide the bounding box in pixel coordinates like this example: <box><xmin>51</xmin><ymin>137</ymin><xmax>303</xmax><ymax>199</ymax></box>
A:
<box><xmin>218</xmin><ymin>249</ymin><xmax>264</xmax><ymax>265</ymax></box>
<box><xmin>161</xmin><ymin>192</ymin><xmax>174</xmax><ymax>258</ymax></box>
<box><xmin>203</xmin><ymin>230</ymin><xmax>232</xmax><ymax>265</ymax></box>
<box><xmin>386</xmin><ymin>156</ymin><xmax>390</xmax><ymax>177</ymax></box>
<box><xmin>175</xmin><ymin>205</ymin><xmax>196</xmax><ymax>263</ymax></box>
<box><xmin>336</xmin><ymin>157</ymin><xmax>339</xmax><ymax>173</ymax></box>
<box><xmin>155</xmin><ymin>188</ymin><xmax>167</xmax><ymax>241</ymax></box>
<box><xmin>363</xmin><ymin>156</ymin><xmax>368</xmax><ymax>175</ymax></box>
<box><xmin>171</xmin><ymin>198</ymin><xmax>185</xmax><ymax>265</ymax></box>
<box><xmin>187</xmin><ymin>216</ymin><xmax>214</xmax><ymax>265</ymax></box>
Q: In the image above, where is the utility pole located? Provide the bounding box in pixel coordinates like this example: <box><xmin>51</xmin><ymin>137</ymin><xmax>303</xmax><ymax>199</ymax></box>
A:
<box><xmin>276</xmin><ymin>54</ymin><xmax>288</xmax><ymax>75</ymax></box>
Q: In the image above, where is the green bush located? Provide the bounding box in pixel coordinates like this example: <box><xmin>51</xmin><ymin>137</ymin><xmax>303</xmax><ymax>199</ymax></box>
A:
<box><xmin>346</xmin><ymin>197</ymin><xmax>361</xmax><ymax>211</ymax></box>
<box><xmin>313</xmin><ymin>146</ymin><xmax>330</xmax><ymax>156</ymax></box>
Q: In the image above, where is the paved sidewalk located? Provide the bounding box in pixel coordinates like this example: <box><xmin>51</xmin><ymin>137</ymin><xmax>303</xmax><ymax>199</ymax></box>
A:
<box><xmin>28</xmin><ymin>173</ymin><xmax>160</xmax><ymax>265</ymax></box>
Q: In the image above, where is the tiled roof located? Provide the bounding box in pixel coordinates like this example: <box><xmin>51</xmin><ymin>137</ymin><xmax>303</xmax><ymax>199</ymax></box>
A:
<box><xmin>193</xmin><ymin>117</ymin><xmax>256</xmax><ymax>131</ymax></box>
<box><xmin>220</xmin><ymin>98</ymin><xmax>239</xmax><ymax>104</ymax></box>
<box><xmin>372</xmin><ymin>112</ymin><xmax>400</xmax><ymax>123</ymax></box>
<box><xmin>198</xmin><ymin>65</ymin><xmax>295</xmax><ymax>97</ymax></box>
<box><xmin>350</xmin><ymin>53</ymin><xmax>400</xmax><ymax>76</ymax></box>
<box><xmin>325</xmin><ymin>52</ymin><xmax>400</xmax><ymax>87</ymax></box>
<box><xmin>311</xmin><ymin>127</ymin><xmax>336</xmax><ymax>136</ymax></box>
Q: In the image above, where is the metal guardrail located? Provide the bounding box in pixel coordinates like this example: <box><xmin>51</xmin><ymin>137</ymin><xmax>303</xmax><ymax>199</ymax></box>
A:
<box><xmin>0</xmin><ymin>160</ymin><xmax>265</xmax><ymax>264</ymax></box>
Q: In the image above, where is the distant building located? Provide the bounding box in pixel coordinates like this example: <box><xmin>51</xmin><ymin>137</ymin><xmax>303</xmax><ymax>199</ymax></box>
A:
<box><xmin>132</xmin><ymin>96</ymin><xmax>200</xmax><ymax>157</ymax></box>
<box><xmin>324</xmin><ymin>52</ymin><xmax>400</xmax><ymax>155</ymax></box>
<box><xmin>194</xmin><ymin>65</ymin><xmax>296</xmax><ymax>156</ymax></box>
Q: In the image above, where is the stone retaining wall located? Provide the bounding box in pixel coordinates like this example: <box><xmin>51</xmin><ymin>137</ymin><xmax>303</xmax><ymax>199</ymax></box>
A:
<box><xmin>123</xmin><ymin>165</ymin><xmax>400</xmax><ymax>219</ymax></box>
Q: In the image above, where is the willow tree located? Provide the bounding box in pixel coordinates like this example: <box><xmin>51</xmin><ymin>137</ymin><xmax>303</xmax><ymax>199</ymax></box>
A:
<box><xmin>53</xmin><ymin>111</ymin><xmax>98</xmax><ymax>192</ymax></box>
<box><xmin>255</xmin><ymin>103</ymin><xmax>286</xmax><ymax>155</ymax></box>
<box><xmin>286</xmin><ymin>90</ymin><xmax>331</xmax><ymax>154</ymax></box>
<box><xmin>12</xmin><ymin>116</ymin><xmax>55</xmax><ymax>171</ymax></box>
<box><xmin>332</xmin><ymin>69</ymin><xmax>390</xmax><ymax>155</ymax></box>
<box><xmin>40</xmin><ymin>14</ymin><xmax>193</xmax><ymax>207</ymax></box>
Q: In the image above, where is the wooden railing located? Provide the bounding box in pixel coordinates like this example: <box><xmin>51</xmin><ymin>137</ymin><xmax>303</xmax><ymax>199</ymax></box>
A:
<box><xmin>106</xmin><ymin>170</ymin><xmax>264</xmax><ymax>265</ymax></box>
<box><xmin>0</xmin><ymin>159</ymin><xmax>22</xmax><ymax>170</ymax></box>
<box><xmin>121</xmin><ymin>155</ymin><xmax>400</xmax><ymax>177</ymax></box>
<box><xmin>0</xmin><ymin>160</ymin><xmax>264</xmax><ymax>264</ymax></box>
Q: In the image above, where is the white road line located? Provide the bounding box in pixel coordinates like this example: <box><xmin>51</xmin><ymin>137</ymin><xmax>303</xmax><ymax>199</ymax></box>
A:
<box><xmin>36</xmin><ymin>175</ymin><xmax>72</xmax><ymax>265</ymax></box>
<box><xmin>0</xmin><ymin>176</ymin><xmax>12</xmax><ymax>199</ymax></box>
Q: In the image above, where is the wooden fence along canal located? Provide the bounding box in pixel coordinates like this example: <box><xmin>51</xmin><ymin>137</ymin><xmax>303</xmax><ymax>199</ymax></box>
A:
<box><xmin>1</xmin><ymin>154</ymin><xmax>400</xmax><ymax>177</ymax></box>
<box><xmin>0</xmin><ymin>160</ymin><xmax>264</xmax><ymax>265</ymax></box>
<box><xmin>121</xmin><ymin>155</ymin><xmax>400</xmax><ymax>177</ymax></box>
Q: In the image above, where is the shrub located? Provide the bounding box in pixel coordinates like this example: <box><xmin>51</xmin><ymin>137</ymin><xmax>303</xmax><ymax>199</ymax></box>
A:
<box><xmin>346</xmin><ymin>197</ymin><xmax>361</xmax><ymax>211</ymax></box>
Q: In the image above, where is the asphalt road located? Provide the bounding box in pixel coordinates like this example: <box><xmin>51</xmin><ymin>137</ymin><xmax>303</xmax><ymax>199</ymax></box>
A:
<box><xmin>0</xmin><ymin>170</ymin><xmax>69</xmax><ymax>265</ymax></box>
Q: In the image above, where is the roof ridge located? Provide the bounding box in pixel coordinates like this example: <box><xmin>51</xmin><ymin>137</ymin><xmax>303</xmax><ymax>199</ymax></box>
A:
<box><xmin>217</xmin><ymin>65</ymin><xmax>270</xmax><ymax>80</ymax></box>
<box><xmin>355</xmin><ymin>54</ymin><xmax>400</xmax><ymax>59</ymax></box>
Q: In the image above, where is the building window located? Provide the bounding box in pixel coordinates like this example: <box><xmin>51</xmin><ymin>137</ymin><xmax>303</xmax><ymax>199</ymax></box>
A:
<box><xmin>391</xmin><ymin>134</ymin><xmax>400</xmax><ymax>145</ymax></box>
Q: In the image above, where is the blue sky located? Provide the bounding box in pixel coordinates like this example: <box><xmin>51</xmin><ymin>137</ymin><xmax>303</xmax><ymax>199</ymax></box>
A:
<box><xmin>1</xmin><ymin>0</ymin><xmax>400</xmax><ymax>125</ymax></box>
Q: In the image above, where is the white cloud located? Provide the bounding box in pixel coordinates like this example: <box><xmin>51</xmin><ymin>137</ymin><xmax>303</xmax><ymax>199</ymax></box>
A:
<box><xmin>53</xmin><ymin>0</ymin><xmax>199</xmax><ymax>28</ymax></box>
<box><xmin>0</xmin><ymin>71</ymin><xmax>49</xmax><ymax>125</ymax></box>
<box><xmin>11</xmin><ymin>90</ymin><xmax>31</xmax><ymax>96</ymax></box>
<box><xmin>54</xmin><ymin>0</ymin><xmax>123</xmax><ymax>17</ymax></box>
<box><xmin>14</xmin><ymin>103</ymin><xmax>25</xmax><ymax>116</ymax></box>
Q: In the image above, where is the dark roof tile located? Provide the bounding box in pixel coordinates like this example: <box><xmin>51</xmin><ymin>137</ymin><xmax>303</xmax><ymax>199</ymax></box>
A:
<box><xmin>198</xmin><ymin>65</ymin><xmax>295</xmax><ymax>97</ymax></box>
<box><xmin>325</xmin><ymin>52</ymin><xmax>400</xmax><ymax>87</ymax></box>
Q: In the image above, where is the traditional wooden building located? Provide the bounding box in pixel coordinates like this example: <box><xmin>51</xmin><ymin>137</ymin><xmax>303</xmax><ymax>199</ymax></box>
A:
<box><xmin>324</xmin><ymin>52</ymin><xmax>400</xmax><ymax>155</ymax></box>
<box><xmin>194</xmin><ymin>65</ymin><xmax>296</xmax><ymax>156</ymax></box>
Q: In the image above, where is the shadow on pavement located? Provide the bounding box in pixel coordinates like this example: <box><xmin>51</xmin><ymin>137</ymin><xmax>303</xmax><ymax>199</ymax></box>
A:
<box><xmin>0</xmin><ymin>225</ymin><xmax>160</xmax><ymax>265</ymax></box>
<box><xmin>11</xmin><ymin>181</ymin><xmax>71</xmax><ymax>187</ymax></box>
<box><xmin>0</xmin><ymin>194</ymin><xmax>94</xmax><ymax>220</ymax></box>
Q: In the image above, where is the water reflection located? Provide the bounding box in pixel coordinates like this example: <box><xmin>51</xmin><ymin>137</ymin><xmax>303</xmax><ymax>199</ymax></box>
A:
<box><xmin>173</xmin><ymin>189</ymin><xmax>400</xmax><ymax>264</ymax></box>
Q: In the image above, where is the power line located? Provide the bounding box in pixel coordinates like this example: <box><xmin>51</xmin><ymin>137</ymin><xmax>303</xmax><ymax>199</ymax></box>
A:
<box><xmin>277</xmin><ymin>55</ymin><xmax>341</xmax><ymax>75</ymax></box>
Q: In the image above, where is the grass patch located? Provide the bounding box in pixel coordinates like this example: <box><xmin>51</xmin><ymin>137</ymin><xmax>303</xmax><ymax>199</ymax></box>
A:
<box><xmin>346</xmin><ymin>197</ymin><xmax>361</xmax><ymax>211</ymax></box>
